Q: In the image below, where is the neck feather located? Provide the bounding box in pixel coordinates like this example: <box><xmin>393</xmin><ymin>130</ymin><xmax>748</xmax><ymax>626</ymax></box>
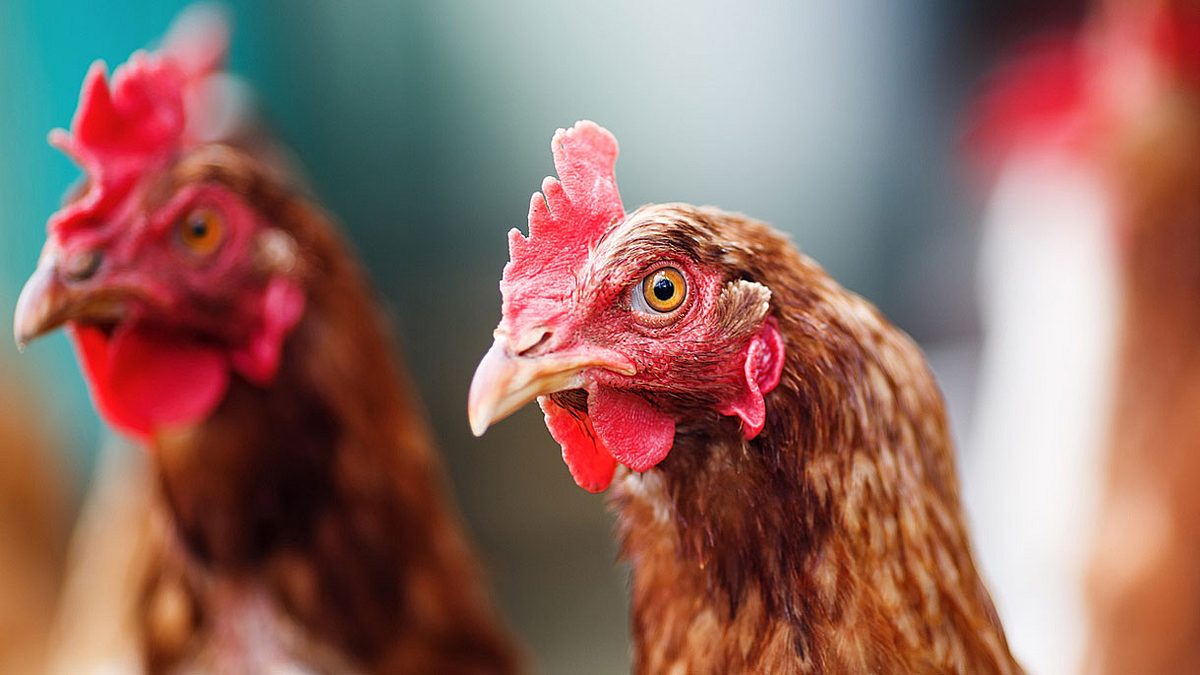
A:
<box><xmin>149</xmin><ymin>198</ymin><xmax>516</xmax><ymax>669</ymax></box>
<box><xmin>612</xmin><ymin>252</ymin><xmax>1016</xmax><ymax>672</ymax></box>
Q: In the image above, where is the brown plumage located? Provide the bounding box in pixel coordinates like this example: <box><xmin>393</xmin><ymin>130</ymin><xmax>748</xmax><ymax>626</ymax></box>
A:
<box><xmin>471</xmin><ymin>122</ymin><xmax>1018</xmax><ymax>672</ymax></box>
<box><xmin>38</xmin><ymin>147</ymin><xmax>522</xmax><ymax>675</ymax></box>
<box><xmin>963</xmin><ymin>3</ymin><xmax>1200</xmax><ymax>670</ymax></box>
<box><xmin>16</xmin><ymin>12</ymin><xmax>520</xmax><ymax>671</ymax></box>
<box><xmin>127</xmin><ymin>148</ymin><xmax>521</xmax><ymax>673</ymax></box>
<box><xmin>1086</xmin><ymin>61</ymin><xmax>1200</xmax><ymax>675</ymax></box>
<box><xmin>603</xmin><ymin>206</ymin><xmax>1018</xmax><ymax>673</ymax></box>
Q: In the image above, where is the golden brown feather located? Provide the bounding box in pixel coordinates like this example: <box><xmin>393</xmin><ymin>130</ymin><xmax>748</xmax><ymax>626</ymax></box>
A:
<box><xmin>603</xmin><ymin>206</ymin><xmax>1019</xmax><ymax>674</ymax></box>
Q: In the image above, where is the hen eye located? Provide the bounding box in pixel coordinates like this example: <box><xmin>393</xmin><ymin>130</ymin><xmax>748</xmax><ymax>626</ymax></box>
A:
<box><xmin>634</xmin><ymin>267</ymin><xmax>687</xmax><ymax>314</ymax></box>
<box><xmin>178</xmin><ymin>209</ymin><xmax>224</xmax><ymax>256</ymax></box>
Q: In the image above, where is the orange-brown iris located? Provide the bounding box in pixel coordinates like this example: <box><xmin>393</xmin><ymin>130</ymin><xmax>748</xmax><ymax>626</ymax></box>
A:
<box><xmin>178</xmin><ymin>209</ymin><xmax>224</xmax><ymax>255</ymax></box>
<box><xmin>642</xmin><ymin>267</ymin><xmax>686</xmax><ymax>313</ymax></box>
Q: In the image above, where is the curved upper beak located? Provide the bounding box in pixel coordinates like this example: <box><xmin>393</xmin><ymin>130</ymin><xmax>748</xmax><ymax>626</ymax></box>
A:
<box><xmin>15</xmin><ymin>254</ymin><xmax>71</xmax><ymax>349</ymax></box>
<box><xmin>467</xmin><ymin>334</ymin><xmax>635</xmax><ymax>437</ymax></box>
<box><xmin>14</xmin><ymin>250</ymin><xmax>124</xmax><ymax>350</ymax></box>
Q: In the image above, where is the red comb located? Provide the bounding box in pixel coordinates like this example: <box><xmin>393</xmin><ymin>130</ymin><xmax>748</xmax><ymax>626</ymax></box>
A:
<box><xmin>500</xmin><ymin>121</ymin><xmax>625</xmax><ymax>327</ymax></box>
<box><xmin>47</xmin><ymin>5</ymin><xmax>230</xmax><ymax>239</ymax></box>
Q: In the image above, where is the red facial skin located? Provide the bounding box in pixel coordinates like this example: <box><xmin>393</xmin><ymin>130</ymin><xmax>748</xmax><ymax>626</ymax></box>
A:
<box><xmin>25</xmin><ymin>42</ymin><xmax>304</xmax><ymax>441</ymax></box>
<box><xmin>519</xmin><ymin>241</ymin><xmax>783</xmax><ymax>492</ymax></box>
<box><xmin>481</xmin><ymin>122</ymin><xmax>784</xmax><ymax>492</ymax></box>
<box><xmin>51</xmin><ymin>179</ymin><xmax>304</xmax><ymax>440</ymax></box>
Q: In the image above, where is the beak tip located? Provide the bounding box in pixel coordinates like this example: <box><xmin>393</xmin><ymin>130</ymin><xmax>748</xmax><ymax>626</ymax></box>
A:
<box><xmin>13</xmin><ymin>316</ymin><xmax>35</xmax><ymax>352</ymax></box>
<box><xmin>14</xmin><ymin>255</ymin><xmax>67</xmax><ymax>351</ymax></box>
<box><xmin>467</xmin><ymin>401</ymin><xmax>493</xmax><ymax>437</ymax></box>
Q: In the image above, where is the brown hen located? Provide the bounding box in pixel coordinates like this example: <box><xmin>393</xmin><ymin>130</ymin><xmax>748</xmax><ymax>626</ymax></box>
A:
<box><xmin>15</xmin><ymin>8</ymin><xmax>519</xmax><ymax>674</ymax></box>
<box><xmin>470</xmin><ymin>121</ymin><xmax>1019</xmax><ymax>673</ymax></box>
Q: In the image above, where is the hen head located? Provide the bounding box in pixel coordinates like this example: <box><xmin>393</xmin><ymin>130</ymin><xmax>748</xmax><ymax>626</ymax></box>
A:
<box><xmin>469</xmin><ymin>121</ymin><xmax>785</xmax><ymax>492</ymax></box>
<box><xmin>13</xmin><ymin>8</ymin><xmax>305</xmax><ymax>441</ymax></box>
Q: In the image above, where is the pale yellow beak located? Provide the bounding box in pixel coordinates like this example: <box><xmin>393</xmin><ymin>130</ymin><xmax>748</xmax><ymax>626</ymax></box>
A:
<box><xmin>14</xmin><ymin>253</ymin><xmax>74</xmax><ymax>349</ymax></box>
<box><xmin>14</xmin><ymin>249</ymin><xmax>125</xmax><ymax>350</ymax></box>
<box><xmin>467</xmin><ymin>335</ymin><xmax>635</xmax><ymax>436</ymax></box>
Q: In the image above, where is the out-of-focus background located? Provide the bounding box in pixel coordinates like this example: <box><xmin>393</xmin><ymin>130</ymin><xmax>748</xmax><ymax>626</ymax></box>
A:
<box><xmin>0</xmin><ymin>2</ymin><xmax>1095</xmax><ymax>673</ymax></box>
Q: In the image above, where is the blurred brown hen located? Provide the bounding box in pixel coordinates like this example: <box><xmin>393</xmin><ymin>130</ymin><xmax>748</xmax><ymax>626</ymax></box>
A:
<box><xmin>968</xmin><ymin>1</ymin><xmax>1200</xmax><ymax>672</ymax></box>
<box><xmin>469</xmin><ymin>122</ymin><xmax>1019</xmax><ymax>673</ymax></box>
<box><xmin>14</xmin><ymin>7</ymin><xmax>518</xmax><ymax>674</ymax></box>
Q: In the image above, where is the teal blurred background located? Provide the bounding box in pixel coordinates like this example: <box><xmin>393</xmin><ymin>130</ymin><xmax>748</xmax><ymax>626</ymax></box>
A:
<box><xmin>0</xmin><ymin>1</ymin><xmax>1081</xmax><ymax>672</ymax></box>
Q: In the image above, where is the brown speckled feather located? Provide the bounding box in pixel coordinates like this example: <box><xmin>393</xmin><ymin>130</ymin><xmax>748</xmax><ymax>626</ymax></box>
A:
<box><xmin>605</xmin><ymin>206</ymin><xmax>1020</xmax><ymax>674</ymax></box>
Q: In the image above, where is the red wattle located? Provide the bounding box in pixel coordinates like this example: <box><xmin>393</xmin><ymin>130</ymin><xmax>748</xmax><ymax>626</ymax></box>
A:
<box><xmin>539</xmin><ymin>397</ymin><xmax>616</xmax><ymax>493</ymax></box>
<box><xmin>70</xmin><ymin>322</ymin><xmax>230</xmax><ymax>440</ymax></box>
<box><xmin>587</xmin><ymin>385</ymin><xmax>675</xmax><ymax>472</ymax></box>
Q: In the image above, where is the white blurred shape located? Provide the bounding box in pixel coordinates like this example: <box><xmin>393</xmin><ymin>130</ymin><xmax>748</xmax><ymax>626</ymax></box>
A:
<box><xmin>160</xmin><ymin>2</ymin><xmax>231</xmax><ymax>78</ymax></box>
<box><xmin>47</xmin><ymin>440</ymin><xmax>151</xmax><ymax>675</ymax></box>
<box><xmin>963</xmin><ymin>150</ymin><xmax>1118</xmax><ymax>675</ymax></box>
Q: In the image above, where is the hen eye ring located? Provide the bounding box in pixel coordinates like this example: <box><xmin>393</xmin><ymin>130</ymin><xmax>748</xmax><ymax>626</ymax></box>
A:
<box><xmin>632</xmin><ymin>267</ymin><xmax>687</xmax><ymax>314</ymax></box>
<box><xmin>178</xmin><ymin>208</ymin><xmax>225</xmax><ymax>256</ymax></box>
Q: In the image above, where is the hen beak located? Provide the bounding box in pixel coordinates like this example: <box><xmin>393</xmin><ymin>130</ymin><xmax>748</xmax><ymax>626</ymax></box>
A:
<box><xmin>14</xmin><ymin>250</ymin><xmax>123</xmax><ymax>349</ymax></box>
<box><xmin>467</xmin><ymin>335</ymin><xmax>635</xmax><ymax>437</ymax></box>
<box><xmin>15</xmin><ymin>254</ymin><xmax>70</xmax><ymax>349</ymax></box>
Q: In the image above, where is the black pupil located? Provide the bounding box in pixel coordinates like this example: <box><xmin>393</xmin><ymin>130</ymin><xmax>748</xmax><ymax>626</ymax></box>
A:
<box><xmin>653</xmin><ymin>276</ymin><xmax>675</xmax><ymax>301</ymax></box>
<box><xmin>189</xmin><ymin>217</ymin><xmax>208</xmax><ymax>238</ymax></box>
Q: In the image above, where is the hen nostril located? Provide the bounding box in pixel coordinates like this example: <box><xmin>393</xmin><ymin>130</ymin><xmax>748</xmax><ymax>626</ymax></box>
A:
<box><xmin>62</xmin><ymin>249</ymin><xmax>102</xmax><ymax>283</ymax></box>
<box><xmin>515</xmin><ymin>328</ymin><xmax>553</xmax><ymax>357</ymax></box>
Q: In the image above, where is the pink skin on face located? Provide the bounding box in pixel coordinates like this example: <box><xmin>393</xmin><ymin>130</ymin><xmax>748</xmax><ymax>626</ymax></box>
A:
<box><xmin>54</xmin><ymin>181</ymin><xmax>304</xmax><ymax>440</ymax></box>
<box><xmin>28</xmin><ymin>45</ymin><xmax>304</xmax><ymax>441</ymax></box>
<box><xmin>483</xmin><ymin>122</ymin><xmax>784</xmax><ymax>492</ymax></box>
<box><xmin>512</xmin><ymin>254</ymin><xmax>784</xmax><ymax>492</ymax></box>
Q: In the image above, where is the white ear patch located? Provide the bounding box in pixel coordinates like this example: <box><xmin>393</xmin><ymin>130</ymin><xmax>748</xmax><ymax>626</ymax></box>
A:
<box><xmin>715</xmin><ymin>279</ymin><xmax>773</xmax><ymax>338</ymax></box>
<box><xmin>255</xmin><ymin>229</ymin><xmax>298</xmax><ymax>275</ymax></box>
